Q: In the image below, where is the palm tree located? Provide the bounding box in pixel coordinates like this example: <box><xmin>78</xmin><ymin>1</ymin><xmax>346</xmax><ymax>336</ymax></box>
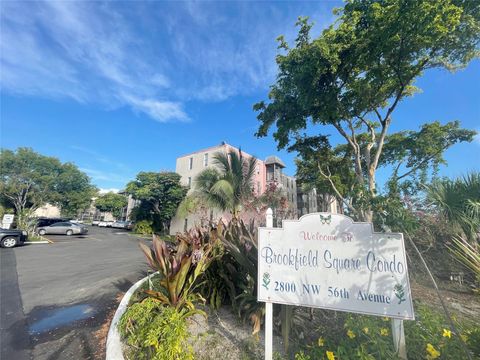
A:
<box><xmin>194</xmin><ymin>149</ymin><xmax>257</xmax><ymax>219</ymax></box>
<box><xmin>426</xmin><ymin>172</ymin><xmax>480</xmax><ymax>243</ymax></box>
<box><xmin>427</xmin><ymin>173</ymin><xmax>480</xmax><ymax>288</ymax></box>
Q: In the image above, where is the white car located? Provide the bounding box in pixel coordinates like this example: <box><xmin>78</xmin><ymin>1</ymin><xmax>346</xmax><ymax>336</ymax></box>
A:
<box><xmin>98</xmin><ymin>221</ymin><xmax>108</xmax><ymax>227</ymax></box>
<box><xmin>92</xmin><ymin>220</ymin><xmax>100</xmax><ymax>226</ymax></box>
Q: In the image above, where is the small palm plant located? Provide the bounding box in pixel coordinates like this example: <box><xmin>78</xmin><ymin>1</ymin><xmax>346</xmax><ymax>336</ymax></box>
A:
<box><xmin>193</xmin><ymin>149</ymin><xmax>257</xmax><ymax>219</ymax></box>
<box><xmin>139</xmin><ymin>231</ymin><xmax>219</xmax><ymax>312</ymax></box>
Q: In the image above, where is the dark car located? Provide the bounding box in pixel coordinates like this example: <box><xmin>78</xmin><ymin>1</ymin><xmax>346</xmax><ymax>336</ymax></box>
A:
<box><xmin>0</xmin><ymin>228</ymin><xmax>28</xmax><ymax>248</ymax></box>
<box><xmin>37</xmin><ymin>222</ymin><xmax>88</xmax><ymax>236</ymax></box>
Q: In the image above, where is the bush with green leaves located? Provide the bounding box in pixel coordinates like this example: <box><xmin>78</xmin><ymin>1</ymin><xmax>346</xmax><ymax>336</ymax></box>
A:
<box><xmin>139</xmin><ymin>230</ymin><xmax>219</xmax><ymax>312</ymax></box>
<box><xmin>118</xmin><ymin>297</ymin><xmax>193</xmax><ymax>360</ymax></box>
<box><xmin>198</xmin><ymin>219</ymin><xmax>264</xmax><ymax>334</ymax></box>
<box><xmin>134</xmin><ymin>220</ymin><xmax>154</xmax><ymax>235</ymax></box>
<box><xmin>291</xmin><ymin>304</ymin><xmax>478</xmax><ymax>360</ymax></box>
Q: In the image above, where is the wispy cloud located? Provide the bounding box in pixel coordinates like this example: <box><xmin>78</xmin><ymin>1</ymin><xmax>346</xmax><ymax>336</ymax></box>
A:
<box><xmin>1</xmin><ymin>1</ymin><xmax>336</xmax><ymax>120</ymax></box>
<box><xmin>1</xmin><ymin>1</ymin><xmax>188</xmax><ymax>122</ymax></box>
<box><xmin>70</xmin><ymin>145</ymin><xmax>129</xmax><ymax>170</ymax></box>
<box><xmin>474</xmin><ymin>129</ymin><xmax>480</xmax><ymax>146</ymax></box>
<box><xmin>80</xmin><ymin>167</ymin><xmax>128</xmax><ymax>185</ymax></box>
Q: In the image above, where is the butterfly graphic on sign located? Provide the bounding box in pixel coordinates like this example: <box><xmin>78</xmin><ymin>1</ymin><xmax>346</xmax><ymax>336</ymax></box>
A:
<box><xmin>319</xmin><ymin>214</ymin><xmax>332</xmax><ymax>225</ymax></box>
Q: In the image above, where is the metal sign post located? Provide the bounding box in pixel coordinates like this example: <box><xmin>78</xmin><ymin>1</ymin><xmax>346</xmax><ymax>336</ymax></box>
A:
<box><xmin>264</xmin><ymin>208</ymin><xmax>273</xmax><ymax>360</ymax></box>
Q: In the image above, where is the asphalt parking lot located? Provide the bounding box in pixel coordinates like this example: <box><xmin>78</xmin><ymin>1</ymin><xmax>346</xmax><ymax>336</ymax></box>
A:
<box><xmin>1</xmin><ymin>226</ymin><xmax>152</xmax><ymax>360</ymax></box>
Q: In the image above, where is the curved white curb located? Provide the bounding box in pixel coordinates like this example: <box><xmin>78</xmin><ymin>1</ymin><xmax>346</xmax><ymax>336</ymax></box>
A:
<box><xmin>106</xmin><ymin>272</ymin><xmax>157</xmax><ymax>360</ymax></box>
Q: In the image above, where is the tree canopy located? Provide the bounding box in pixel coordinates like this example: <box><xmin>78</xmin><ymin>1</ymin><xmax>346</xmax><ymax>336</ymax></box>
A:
<box><xmin>255</xmin><ymin>0</ymin><xmax>479</xmax><ymax>221</ymax></box>
<box><xmin>94</xmin><ymin>192</ymin><xmax>128</xmax><ymax>219</ymax></box>
<box><xmin>0</xmin><ymin>147</ymin><xmax>97</xmax><ymax>222</ymax></box>
<box><xmin>126</xmin><ymin>172</ymin><xmax>187</xmax><ymax>232</ymax></box>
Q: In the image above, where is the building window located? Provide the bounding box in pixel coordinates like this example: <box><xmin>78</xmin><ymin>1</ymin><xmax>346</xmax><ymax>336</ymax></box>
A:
<box><xmin>189</xmin><ymin>157</ymin><xmax>193</xmax><ymax>170</ymax></box>
<box><xmin>204</xmin><ymin>153</ymin><xmax>208</xmax><ymax>167</ymax></box>
<box><xmin>188</xmin><ymin>177</ymin><xmax>192</xmax><ymax>188</ymax></box>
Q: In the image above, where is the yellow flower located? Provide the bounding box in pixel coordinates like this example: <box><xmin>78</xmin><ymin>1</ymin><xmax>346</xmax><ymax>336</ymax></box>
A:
<box><xmin>318</xmin><ymin>337</ymin><xmax>325</xmax><ymax>347</ymax></box>
<box><xmin>347</xmin><ymin>329</ymin><xmax>356</xmax><ymax>339</ymax></box>
<box><xmin>363</xmin><ymin>327</ymin><xmax>369</xmax><ymax>334</ymax></box>
<box><xmin>382</xmin><ymin>316</ymin><xmax>389</xmax><ymax>322</ymax></box>
<box><xmin>460</xmin><ymin>334</ymin><xmax>468</xmax><ymax>342</ymax></box>
<box><xmin>380</xmin><ymin>328</ymin><xmax>389</xmax><ymax>336</ymax></box>
<box><xmin>326</xmin><ymin>350</ymin><xmax>335</xmax><ymax>360</ymax></box>
<box><xmin>443</xmin><ymin>328</ymin><xmax>452</xmax><ymax>338</ymax></box>
<box><xmin>426</xmin><ymin>343</ymin><xmax>441</xmax><ymax>359</ymax></box>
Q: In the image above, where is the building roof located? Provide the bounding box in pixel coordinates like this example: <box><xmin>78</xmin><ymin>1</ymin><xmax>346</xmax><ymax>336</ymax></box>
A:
<box><xmin>177</xmin><ymin>142</ymin><xmax>259</xmax><ymax>161</ymax></box>
<box><xmin>264</xmin><ymin>156</ymin><xmax>286</xmax><ymax>168</ymax></box>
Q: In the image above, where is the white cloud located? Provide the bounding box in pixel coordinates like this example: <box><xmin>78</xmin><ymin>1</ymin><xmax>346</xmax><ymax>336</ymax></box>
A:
<box><xmin>99</xmin><ymin>188</ymin><xmax>120</xmax><ymax>194</ymax></box>
<box><xmin>474</xmin><ymin>129</ymin><xmax>480</xmax><ymax>145</ymax></box>
<box><xmin>1</xmin><ymin>1</ymin><xmax>337</xmax><ymax>119</ymax></box>
<box><xmin>1</xmin><ymin>1</ymin><xmax>181</xmax><ymax>122</ymax></box>
<box><xmin>123</xmin><ymin>96</ymin><xmax>189</xmax><ymax>123</ymax></box>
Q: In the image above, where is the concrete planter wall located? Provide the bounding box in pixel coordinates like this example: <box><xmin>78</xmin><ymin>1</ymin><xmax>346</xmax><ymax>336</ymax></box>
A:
<box><xmin>105</xmin><ymin>273</ymin><xmax>157</xmax><ymax>360</ymax></box>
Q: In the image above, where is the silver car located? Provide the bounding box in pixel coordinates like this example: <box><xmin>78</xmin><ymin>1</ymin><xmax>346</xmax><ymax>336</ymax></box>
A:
<box><xmin>37</xmin><ymin>222</ymin><xmax>88</xmax><ymax>236</ymax></box>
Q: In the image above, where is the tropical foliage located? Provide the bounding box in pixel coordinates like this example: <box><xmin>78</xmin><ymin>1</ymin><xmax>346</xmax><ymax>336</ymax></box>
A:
<box><xmin>139</xmin><ymin>231</ymin><xmax>219</xmax><ymax>312</ymax></box>
<box><xmin>199</xmin><ymin>219</ymin><xmax>264</xmax><ymax>335</ymax></box>
<box><xmin>290</xmin><ymin>304</ymin><xmax>479</xmax><ymax>360</ymax></box>
<box><xmin>192</xmin><ymin>149</ymin><xmax>257</xmax><ymax>218</ymax></box>
<box><xmin>426</xmin><ymin>172</ymin><xmax>480</xmax><ymax>288</ymax></box>
<box><xmin>119</xmin><ymin>298</ymin><xmax>194</xmax><ymax>360</ymax></box>
<box><xmin>426</xmin><ymin>173</ymin><xmax>480</xmax><ymax>243</ymax></box>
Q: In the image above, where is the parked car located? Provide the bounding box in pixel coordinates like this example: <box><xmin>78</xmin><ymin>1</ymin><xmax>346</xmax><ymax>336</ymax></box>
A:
<box><xmin>92</xmin><ymin>220</ymin><xmax>100</xmax><ymax>226</ymax></box>
<box><xmin>0</xmin><ymin>228</ymin><xmax>28</xmax><ymax>248</ymax></box>
<box><xmin>37</xmin><ymin>222</ymin><xmax>88</xmax><ymax>236</ymax></box>
<box><xmin>98</xmin><ymin>221</ymin><xmax>108</xmax><ymax>227</ymax></box>
<box><xmin>35</xmin><ymin>217</ymin><xmax>70</xmax><ymax>228</ymax></box>
<box><xmin>106</xmin><ymin>221</ymin><xmax>114</xmax><ymax>227</ymax></box>
<box><xmin>111</xmin><ymin>221</ymin><xmax>133</xmax><ymax>230</ymax></box>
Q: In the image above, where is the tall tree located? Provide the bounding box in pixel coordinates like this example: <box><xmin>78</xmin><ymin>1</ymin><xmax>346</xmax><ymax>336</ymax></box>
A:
<box><xmin>193</xmin><ymin>149</ymin><xmax>257</xmax><ymax>218</ymax></box>
<box><xmin>94</xmin><ymin>192</ymin><xmax>128</xmax><ymax>219</ymax></box>
<box><xmin>0</xmin><ymin>148</ymin><xmax>97</xmax><ymax>226</ymax></box>
<box><xmin>126</xmin><ymin>172</ymin><xmax>187</xmax><ymax>233</ymax></box>
<box><xmin>255</xmin><ymin>0</ymin><xmax>480</xmax><ymax>221</ymax></box>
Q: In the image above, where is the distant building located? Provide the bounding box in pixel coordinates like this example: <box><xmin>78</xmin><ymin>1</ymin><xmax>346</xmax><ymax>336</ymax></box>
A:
<box><xmin>297</xmin><ymin>187</ymin><xmax>339</xmax><ymax>217</ymax></box>
<box><xmin>34</xmin><ymin>203</ymin><xmax>61</xmax><ymax>218</ymax></box>
<box><xmin>168</xmin><ymin>141</ymin><xmax>339</xmax><ymax>234</ymax></box>
<box><xmin>264</xmin><ymin>155</ymin><xmax>297</xmax><ymax>211</ymax></box>
<box><xmin>170</xmin><ymin>142</ymin><xmax>269</xmax><ymax>234</ymax></box>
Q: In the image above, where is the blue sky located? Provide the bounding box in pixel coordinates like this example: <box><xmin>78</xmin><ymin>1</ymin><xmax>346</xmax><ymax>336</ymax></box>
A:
<box><xmin>1</xmin><ymin>1</ymin><xmax>479</xmax><ymax>192</ymax></box>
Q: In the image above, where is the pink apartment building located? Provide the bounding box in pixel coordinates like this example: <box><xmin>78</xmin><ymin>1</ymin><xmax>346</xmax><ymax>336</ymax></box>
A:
<box><xmin>169</xmin><ymin>142</ymin><xmax>298</xmax><ymax>234</ymax></box>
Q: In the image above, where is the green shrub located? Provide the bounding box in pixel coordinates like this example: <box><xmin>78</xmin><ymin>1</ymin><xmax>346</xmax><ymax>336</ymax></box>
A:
<box><xmin>134</xmin><ymin>220</ymin><xmax>154</xmax><ymax>235</ymax></box>
<box><xmin>198</xmin><ymin>219</ymin><xmax>264</xmax><ymax>334</ymax></box>
<box><xmin>293</xmin><ymin>304</ymin><xmax>479</xmax><ymax>360</ymax></box>
<box><xmin>118</xmin><ymin>298</ymin><xmax>193</xmax><ymax>360</ymax></box>
<box><xmin>139</xmin><ymin>229</ymin><xmax>219</xmax><ymax>312</ymax></box>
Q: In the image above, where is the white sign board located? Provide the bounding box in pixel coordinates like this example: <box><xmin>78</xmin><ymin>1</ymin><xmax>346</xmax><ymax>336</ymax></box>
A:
<box><xmin>258</xmin><ymin>213</ymin><xmax>414</xmax><ymax>320</ymax></box>
<box><xmin>2</xmin><ymin>214</ymin><xmax>14</xmax><ymax>229</ymax></box>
